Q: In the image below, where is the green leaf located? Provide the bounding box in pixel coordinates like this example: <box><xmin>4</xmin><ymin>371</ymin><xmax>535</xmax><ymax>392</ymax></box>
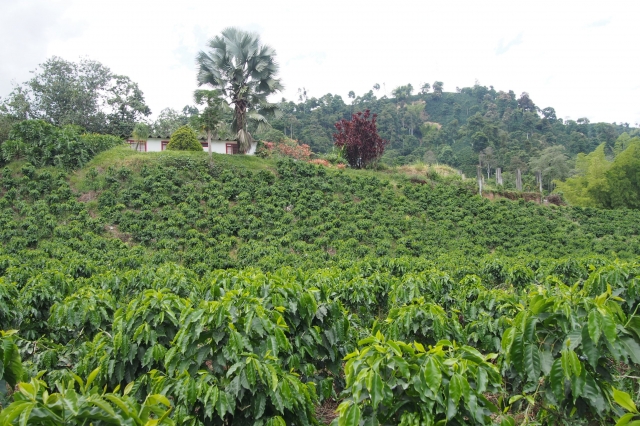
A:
<box><xmin>508</xmin><ymin>395</ymin><xmax>524</xmax><ymax>405</ymax></box>
<box><xmin>123</xmin><ymin>382</ymin><xmax>134</xmax><ymax>396</ymax></box>
<box><xmin>476</xmin><ymin>367</ymin><xmax>488</xmax><ymax>394</ymax></box>
<box><xmin>619</xmin><ymin>337</ymin><xmax>640</xmax><ymax>364</ymax></box>
<box><xmin>583</xmin><ymin>372</ymin><xmax>606</xmax><ymax>414</ymax></box>
<box><xmin>550</xmin><ymin>359</ymin><xmax>565</xmax><ymax>402</ymax></box>
<box><xmin>387</xmin><ymin>341</ymin><xmax>402</xmax><ymax>356</ymax></box>
<box><xmin>85</xmin><ymin>367</ymin><xmax>100</xmax><ymax>390</ymax></box>
<box><xmin>18</xmin><ymin>402</ymin><xmax>34</xmax><ymax>426</ymax></box>
<box><xmin>501</xmin><ymin>327</ymin><xmax>515</xmax><ymax>355</ymax></box>
<box><xmin>588</xmin><ymin>310</ymin><xmax>603</xmax><ymax>345</ymax></box>
<box><xmin>581</xmin><ymin>326</ymin><xmax>600</xmax><ymax>369</ymax></box>
<box><xmin>511</xmin><ymin>334</ymin><xmax>524</xmax><ymax>375</ymax></box>
<box><xmin>615</xmin><ymin>413</ymin><xmax>635</xmax><ymax>426</ymax></box>
<box><xmin>570</xmin><ymin>366</ymin><xmax>586</xmax><ymax>401</ymax></box>
<box><xmin>216</xmin><ymin>391</ymin><xmax>231</xmax><ymax>419</ymax></box>
<box><xmin>500</xmin><ymin>416</ymin><xmax>516</xmax><ymax>426</ymax></box>
<box><xmin>423</xmin><ymin>357</ymin><xmax>442</xmax><ymax>394</ymax></box>
<box><xmin>523</xmin><ymin>316</ymin><xmax>538</xmax><ymax>342</ymax></box>
<box><xmin>603</xmin><ymin>313</ymin><xmax>618</xmax><ymax>345</ymax></box>
<box><xmin>614</xmin><ymin>388</ymin><xmax>639</xmax><ymax>414</ymax></box>
<box><xmin>339</xmin><ymin>403</ymin><xmax>361</xmax><ymax>426</ymax></box>
<box><xmin>447</xmin><ymin>374</ymin><xmax>463</xmax><ymax>420</ymax></box>
<box><xmin>367</xmin><ymin>371</ymin><xmax>385</xmax><ymax>410</ymax></box>
<box><xmin>523</xmin><ymin>343</ymin><xmax>541</xmax><ymax>382</ymax></box>
<box><xmin>0</xmin><ymin>401</ymin><xmax>32</xmax><ymax>425</ymax></box>
<box><xmin>561</xmin><ymin>350</ymin><xmax>581</xmax><ymax>379</ymax></box>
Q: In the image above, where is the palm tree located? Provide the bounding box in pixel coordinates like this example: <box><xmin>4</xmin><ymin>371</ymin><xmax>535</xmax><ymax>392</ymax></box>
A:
<box><xmin>196</xmin><ymin>27</ymin><xmax>283</xmax><ymax>153</ymax></box>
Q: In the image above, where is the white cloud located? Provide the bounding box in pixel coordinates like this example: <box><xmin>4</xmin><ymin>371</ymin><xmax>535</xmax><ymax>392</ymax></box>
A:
<box><xmin>1</xmin><ymin>0</ymin><xmax>639</xmax><ymax>125</ymax></box>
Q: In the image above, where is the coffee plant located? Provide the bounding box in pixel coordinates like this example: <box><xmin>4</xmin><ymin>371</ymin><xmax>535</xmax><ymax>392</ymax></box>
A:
<box><xmin>1</xmin><ymin>149</ymin><xmax>640</xmax><ymax>424</ymax></box>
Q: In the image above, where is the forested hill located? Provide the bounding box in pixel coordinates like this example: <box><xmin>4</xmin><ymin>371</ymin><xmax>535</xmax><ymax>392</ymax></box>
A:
<box><xmin>268</xmin><ymin>84</ymin><xmax>637</xmax><ymax>176</ymax></box>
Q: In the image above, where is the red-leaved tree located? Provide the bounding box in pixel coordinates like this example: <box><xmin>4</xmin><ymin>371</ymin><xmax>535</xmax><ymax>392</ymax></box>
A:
<box><xmin>333</xmin><ymin>110</ymin><xmax>389</xmax><ymax>168</ymax></box>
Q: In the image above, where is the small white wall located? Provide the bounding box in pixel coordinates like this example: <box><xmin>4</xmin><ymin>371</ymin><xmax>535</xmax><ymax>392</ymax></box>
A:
<box><xmin>208</xmin><ymin>141</ymin><xmax>257</xmax><ymax>155</ymax></box>
<box><xmin>147</xmin><ymin>138</ymin><xmax>165</xmax><ymax>152</ymax></box>
<box><xmin>209</xmin><ymin>141</ymin><xmax>230</xmax><ymax>154</ymax></box>
<box><xmin>130</xmin><ymin>138</ymin><xmax>256</xmax><ymax>155</ymax></box>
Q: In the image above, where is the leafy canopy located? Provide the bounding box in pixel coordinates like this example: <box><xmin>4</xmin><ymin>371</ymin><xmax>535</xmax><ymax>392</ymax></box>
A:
<box><xmin>333</xmin><ymin>110</ymin><xmax>389</xmax><ymax>168</ymax></box>
<box><xmin>0</xmin><ymin>57</ymin><xmax>150</xmax><ymax>138</ymax></box>
<box><xmin>196</xmin><ymin>27</ymin><xmax>283</xmax><ymax>154</ymax></box>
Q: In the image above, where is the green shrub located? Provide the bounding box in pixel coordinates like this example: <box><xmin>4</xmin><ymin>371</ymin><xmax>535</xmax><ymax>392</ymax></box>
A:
<box><xmin>1</xmin><ymin>120</ymin><xmax>122</xmax><ymax>170</ymax></box>
<box><xmin>166</xmin><ymin>125</ymin><xmax>202</xmax><ymax>151</ymax></box>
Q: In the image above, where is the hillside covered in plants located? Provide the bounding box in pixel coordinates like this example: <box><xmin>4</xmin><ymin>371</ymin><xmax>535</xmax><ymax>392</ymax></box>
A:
<box><xmin>270</xmin><ymin>84</ymin><xmax>637</xmax><ymax>178</ymax></box>
<box><xmin>1</xmin><ymin>147</ymin><xmax>640</xmax><ymax>425</ymax></box>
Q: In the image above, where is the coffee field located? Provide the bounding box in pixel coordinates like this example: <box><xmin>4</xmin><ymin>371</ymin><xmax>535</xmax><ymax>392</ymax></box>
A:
<box><xmin>1</xmin><ymin>148</ymin><xmax>640</xmax><ymax>425</ymax></box>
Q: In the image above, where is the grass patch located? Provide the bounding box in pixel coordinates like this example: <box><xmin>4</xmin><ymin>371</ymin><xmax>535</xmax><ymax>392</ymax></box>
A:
<box><xmin>69</xmin><ymin>145</ymin><xmax>281</xmax><ymax>192</ymax></box>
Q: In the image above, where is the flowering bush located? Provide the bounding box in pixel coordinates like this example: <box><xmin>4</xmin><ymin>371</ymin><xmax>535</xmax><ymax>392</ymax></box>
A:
<box><xmin>309</xmin><ymin>159</ymin><xmax>331</xmax><ymax>167</ymax></box>
<box><xmin>256</xmin><ymin>138</ymin><xmax>312</xmax><ymax>161</ymax></box>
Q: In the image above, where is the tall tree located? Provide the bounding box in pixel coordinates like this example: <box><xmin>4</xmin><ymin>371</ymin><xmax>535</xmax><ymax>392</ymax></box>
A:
<box><xmin>0</xmin><ymin>57</ymin><xmax>150</xmax><ymax>137</ymax></box>
<box><xmin>333</xmin><ymin>110</ymin><xmax>388</xmax><ymax>168</ymax></box>
<box><xmin>432</xmin><ymin>81</ymin><xmax>444</xmax><ymax>99</ymax></box>
<box><xmin>196</xmin><ymin>27</ymin><xmax>283</xmax><ymax>153</ymax></box>
<box><xmin>106</xmin><ymin>75</ymin><xmax>151</xmax><ymax>137</ymax></box>
<box><xmin>192</xmin><ymin>89</ymin><xmax>227</xmax><ymax>157</ymax></box>
<box><xmin>392</xmin><ymin>84</ymin><xmax>413</xmax><ymax>106</ymax></box>
<box><xmin>150</xmin><ymin>108</ymin><xmax>193</xmax><ymax>137</ymax></box>
<box><xmin>529</xmin><ymin>146</ymin><xmax>570</xmax><ymax>190</ymax></box>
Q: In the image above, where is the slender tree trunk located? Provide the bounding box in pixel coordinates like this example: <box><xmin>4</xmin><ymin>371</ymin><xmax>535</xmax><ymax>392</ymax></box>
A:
<box><xmin>207</xmin><ymin>129</ymin><xmax>212</xmax><ymax>158</ymax></box>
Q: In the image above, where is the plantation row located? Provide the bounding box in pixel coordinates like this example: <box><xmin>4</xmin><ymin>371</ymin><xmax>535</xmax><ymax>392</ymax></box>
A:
<box><xmin>1</xmin><ymin>152</ymin><xmax>640</xmax><ymax>424</ymax></box>
<box><xmin>1</xmin><ymin>256</ymin><xmax>640</xmax><ymax>425</ymax></box>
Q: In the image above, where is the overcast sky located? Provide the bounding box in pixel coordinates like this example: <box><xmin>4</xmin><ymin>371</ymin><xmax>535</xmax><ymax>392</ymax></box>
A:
<box><xmin>2</xmin><ymin>0</ymin><xmax>639</xmax><ymax>125</ymax></box>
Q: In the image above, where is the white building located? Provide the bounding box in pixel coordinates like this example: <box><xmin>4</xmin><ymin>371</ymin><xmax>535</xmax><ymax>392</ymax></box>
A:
<box><xmin>126</xmin><ymin>137</ymin><xmax>257</xmax><ymax>155</ymax></box>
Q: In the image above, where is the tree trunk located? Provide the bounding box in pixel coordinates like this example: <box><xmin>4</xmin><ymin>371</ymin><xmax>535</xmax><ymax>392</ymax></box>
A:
<box><xmin>207</xmin><ymin>130</ymin><xmax>212</xmax><ymax>158</ymax></box>
<box><xmin>235</xmin><ymin>102</ymin><xmax>249</xmax><ymax>154</ymax></box>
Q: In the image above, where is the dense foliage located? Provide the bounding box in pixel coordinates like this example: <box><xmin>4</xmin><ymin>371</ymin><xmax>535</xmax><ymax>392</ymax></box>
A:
<box><xmin>0</xmin><ymin>120</ymin><xmax>122</xmax><ymax>169</ymax></box>
<box><xmin>333</xmin><ymin>110</ymin><xmax>388</xmax><ymax>168</ymax></box>
<box><xmin>1</xmin><ymin>151</ymin><xmax>640</xmax><ymax>424</ymax></box>
<box><xmin>270</xmin><ymin>84</ymin><xmax>638</xmax><ymax>180</ymax></box>
<box><xmin>0</xmin><ymin>57</ymin><xmax>150</xmax><ymax>139</ymax></box>
<box><xmin>556</xmin><ymin>139</ymin><xmax>640</xmax><ymax>209</ymax></box>
<box><xmin>166</xmin><ymin>125</ymin><xmax>202</xmax><ymax>151</ymax></box>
